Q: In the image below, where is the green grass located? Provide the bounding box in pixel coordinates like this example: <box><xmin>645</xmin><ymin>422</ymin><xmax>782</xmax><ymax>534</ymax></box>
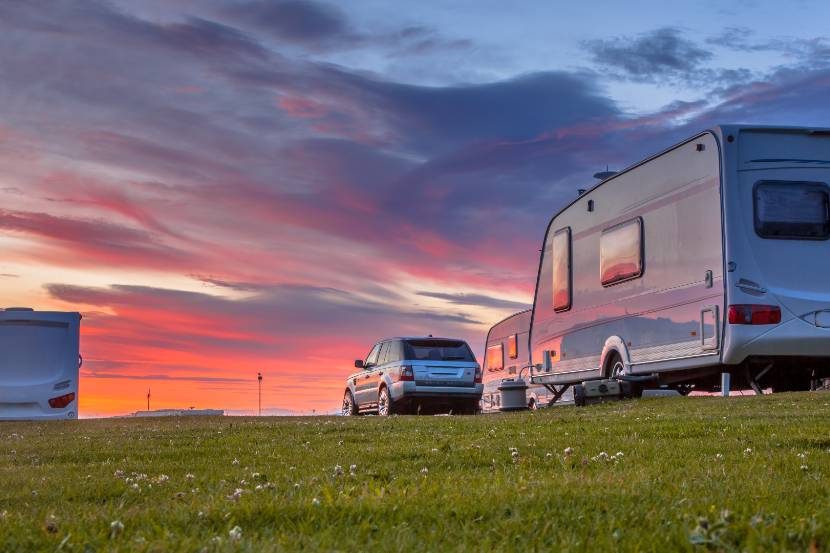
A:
<box><xmin>1</xmin><ymin>393</ymin><xmax>829</xmax><ymax>552</ymax></box>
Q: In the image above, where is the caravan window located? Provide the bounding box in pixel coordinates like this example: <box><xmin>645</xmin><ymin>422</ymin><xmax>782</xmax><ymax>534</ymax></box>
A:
<box><xmin>485</xmin><ymin>344</ymin><xmax>504</xmax><ymax>372</ymax></box>
<box><xmin>754</xmin><ymin>181</ymin><xmax>830</xmax><ymax>240</ymax></box>
<box><xmin>508</xmin><ymin>334</ymin><xmax>518</xmax><ymax>359</ymax></box>
<box><xmin>552</xmin><ymin>227</ymin><xmax>572</xmax><ymax>311</ymax></box>
<box><xmin>601</xmin><ymin>218</ymin><xmax>643</xmax><ymax>286</ymax></box>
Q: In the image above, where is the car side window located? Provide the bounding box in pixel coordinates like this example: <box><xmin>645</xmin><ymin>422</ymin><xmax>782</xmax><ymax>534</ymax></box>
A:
<box><xmin>377</xmin><ymin>342</ymin><xmax>391</xmax><ymax>366</ymax></box>
<box><xmin>365</xmin><ymin>344</ymin><xmax>381</xmax><ymax>368</ymax></box>
<box><xmin>388</xmin><ymin>341</ymin><xmax>404</xmax><ymax>363</ymax></box>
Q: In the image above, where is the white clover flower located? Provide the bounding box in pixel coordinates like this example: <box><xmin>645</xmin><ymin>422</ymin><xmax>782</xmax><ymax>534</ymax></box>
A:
<box><xmin>420</xmin><ymin>467</ymin><xmax>429</xmax><ymax>474</ymax></box>
<box><xmin>545</xmin><ymin>452</ymin><xmax>553</xmax><ymax>458</ymax></box>
<box><xmin>255</xmin><ymin>484</ymin><xmax>263</xmax><ymax>491</ymax></box>
<box><xmin>232</xmin><ymin>458</ymin><xmax>240</xmax><ymax>466</ymax></box>
<box><xmin>131</xmin><ymin>483</ymin><xmax>140</xmax><ymax>492</ymax></box>
<box><xmin>431</xmin><ymin>448</ymin><xmax>439</xmax><ymax>453</ymax></box>
<box><xmin>156</xmin><ymin>474</ymin><xmax>169</xmax><ymax>483</ymax></box>
<box><xmin>564</xmin><ymin>447</ymin><xmax>574</xmax><ymax>456</ymax></box>
<box><xmin>800</xmin><ymin>465</ymin><xmax>809</xmax><ymax>471</ymax></box>
<box><xmin>109</xmin><ymin>520</ymin><xmax>124</xmax><ymax>539</ymax></box>
<box><xmin>228</xmin><ymin>488</ymin><xmax>244</xmax><ymax>500</ymax></box>
<box><xmin>185</xmin><ymin>473</ymin><xmax>195</xmax><ymax>481</ymax></box>
<box><xmin>797</xmin><ymin>452</ymin><xmax>807</xmax><ymax>460</ymax></box>
<box><xmin>228</xmin><ymin>526</ymin><xmax>242</xmax><ymax>541</ymax></box>
<box><xmin>715</xmin><ymin>453</ymin><xmax>723</xmax><ymax>460</ymax></box>
<box><xmin>333</xmin><ymin>464</ymin><xmax>343</xmax><ymax>476</ymax></box>
<box><xmin>744</xmin><ymin>448</ymin><xmax>752</xmax><ymax>455</ymax></box>
<box><xmin>114</xmin><ymin>470</ymin><xmax>124</xmax><ymax>478</ymax></box>
<box><xmin>311</xmin><ymin>497</ymin><xmax>321</xmax><ymax>506</ymax></box>
<box><xmin>349</xmin><ymin>464</ymin><xmax>357</xmax><ymax>475</ymax></box>
<box><xmin>615</xmin><ymin>452</ymin><xmax>624</xmax><ymax>458</ymax></box>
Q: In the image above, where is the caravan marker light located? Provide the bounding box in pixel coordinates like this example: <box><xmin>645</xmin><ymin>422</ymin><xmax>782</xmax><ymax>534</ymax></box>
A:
<box><xmin>48</xmin><ymin>392</ymin><xmax>75</xmax><ymax>409</ymax></box>
<box><xmin>727</xmin><ymin>305</ymin><xmax>781</xmax><ymax>325</ymax></box>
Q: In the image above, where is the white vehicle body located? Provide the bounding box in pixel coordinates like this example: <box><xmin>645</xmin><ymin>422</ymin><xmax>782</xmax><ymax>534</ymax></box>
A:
<box><xmin>482</xmin><ymin>310</ymin><xmax>564</xmax><ymax>411</ymax></box>
<box><xmin>0</xmin><ymin>308</ymin><xmax>81</xmax><ymax>420</ymax></box>
<box><xmin>530</xmin><ymin>126</ymin><xmax>830</xmax><ymax>392</ymax></box>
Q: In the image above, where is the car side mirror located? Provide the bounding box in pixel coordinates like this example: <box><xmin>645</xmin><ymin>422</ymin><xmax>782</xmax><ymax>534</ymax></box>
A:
<box><xmin>354</xmin><ymin>359</ymin><xmax>364</xmax><ymax>369</ymax></box>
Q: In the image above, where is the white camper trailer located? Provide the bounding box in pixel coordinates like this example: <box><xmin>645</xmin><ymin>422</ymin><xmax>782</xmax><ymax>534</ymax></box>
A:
<box><xmin>0</xmin><ymin>308</ymin><xmax>81</xmax><ymax>420</ymax></box>
<box><xmin>530</xmin><ymin>125</ymin><xmax>830</xmax><ymax>397</ymax></box>
<box><xmin>482</xmin><ymin>310</ymin><xmax>564</xmax><ymax>411</ymax></box>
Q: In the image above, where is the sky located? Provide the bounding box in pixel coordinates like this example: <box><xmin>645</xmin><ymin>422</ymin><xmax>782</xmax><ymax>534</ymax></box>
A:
<box><xmin>2</xmin><ymin>0</ymin><xmax>830</xmax><ymax>416</ymax></box>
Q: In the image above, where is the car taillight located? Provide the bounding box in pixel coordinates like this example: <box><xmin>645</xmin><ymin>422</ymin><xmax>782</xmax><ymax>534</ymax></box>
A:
<box><xmin>48</xmin><ymin>392</ymin><xmax>75</xmax><ymax>409</ymax></box>
<box><xmin>398</xmin><ymin>365</ymin><xmax>414</xmax><ymax>381</ymax></box>
<box><xmin>474</xmin><ymin>365</ymin><xmax>482</xmax><ymax>384</ymax></box>
<box><xmin>727</xmin><ymin>304</ymin><xmax>781</xmax><ymax>325</ymax></box>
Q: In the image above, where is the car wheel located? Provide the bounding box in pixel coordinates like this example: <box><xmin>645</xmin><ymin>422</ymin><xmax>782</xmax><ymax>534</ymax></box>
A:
<box><xmin>342</xmin><ymin>390</ymin><xmax>358</xmax><ymax>416</ymax></box>
<box><xmin>377</xmin><ymin>387</ymin><xmax>395</xmax><ymax>416</ymax></box>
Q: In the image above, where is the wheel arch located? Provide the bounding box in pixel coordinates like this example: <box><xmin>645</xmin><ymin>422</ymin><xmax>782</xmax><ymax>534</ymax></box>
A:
<box><xmin>600</xmin><ymin>336</ymin><xmax>632</xmax><ymax>378</ymax></box>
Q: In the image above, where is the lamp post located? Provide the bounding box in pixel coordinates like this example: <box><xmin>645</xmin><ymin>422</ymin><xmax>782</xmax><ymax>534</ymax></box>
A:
<box><xmin>147</xmin><ymin>388</ymin><xmax>150</xmax><ymax>411</ymax></box>
<box><xmin>257</xmin><ymin>372</ymin><xmax>262</xmax><ymax>416</ymax></box>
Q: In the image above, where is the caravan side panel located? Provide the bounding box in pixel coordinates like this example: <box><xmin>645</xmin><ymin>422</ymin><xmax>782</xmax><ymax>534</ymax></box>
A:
<box><xmin>531</xmin><ymin>133</ymin><xmax>724</xmax><ymax>384</ymax></box>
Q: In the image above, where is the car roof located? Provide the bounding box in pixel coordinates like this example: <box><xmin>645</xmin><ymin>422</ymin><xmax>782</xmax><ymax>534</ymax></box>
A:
<box><xmin>377</xmin><ymin>336</ymin><xmax>468</xmax><ymax>343</ymax></box>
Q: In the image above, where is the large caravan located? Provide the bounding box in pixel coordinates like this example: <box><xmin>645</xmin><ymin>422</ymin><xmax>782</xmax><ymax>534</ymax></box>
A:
<box><xmin>0</xmin><ymin>308</ymin><xmax>81</xmax><ymax>420</ymax></box>
<box><xmin>529</xmin><ymin>126</ymin><xmax>830</xmax><ymax>397</ymax></box>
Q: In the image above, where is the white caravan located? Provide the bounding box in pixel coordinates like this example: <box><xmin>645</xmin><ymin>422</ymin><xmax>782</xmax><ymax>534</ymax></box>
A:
<box><xmin>0</xmin><ymin>308</ymin><xmax>81</xmax><ymax>420</ymax></box>
<box><xmin>482</xmin><ymin>310</ymin><xmax>562</xmax><ymax>410</ymax></box>
<box><xmin>530</xmin><ymin>125</ymin><xmax>830</xmax><ymax>397</ymax></box>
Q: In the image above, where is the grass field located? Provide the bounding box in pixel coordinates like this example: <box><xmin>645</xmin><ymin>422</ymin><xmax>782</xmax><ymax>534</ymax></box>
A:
<box><xmin>1</xmin><ymin>393</ymin><xmax>829</xmax><ymax>552</ymax></box>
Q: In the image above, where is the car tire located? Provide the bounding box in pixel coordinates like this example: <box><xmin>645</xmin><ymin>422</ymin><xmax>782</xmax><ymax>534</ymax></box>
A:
<box><xmin>342</xmin><ymin>390</ymin><xmax>358</xmax><ymax>416</ymax></box>
<box><xmin>377</xmin><ymin>387</ymin><xmax>396</xmax><ymax>416</ymax></box>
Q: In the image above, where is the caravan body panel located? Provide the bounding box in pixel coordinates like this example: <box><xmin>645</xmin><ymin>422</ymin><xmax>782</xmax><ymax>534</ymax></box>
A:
<box><xmin>530</xmin><ymin>133</ymin><xmax>724</xmax><ymax>384</ymax></box>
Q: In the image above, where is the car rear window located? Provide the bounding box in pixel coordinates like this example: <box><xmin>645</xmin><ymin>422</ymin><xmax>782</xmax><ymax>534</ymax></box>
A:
<box><xmin>404</xmin><ymin>339</ymin><xmax>475</xmax><ymax>362</ymax></box>
<box><xmin>754</xmin><ymin>180</ymin><xmax>830</xmax><ymax>240</ymax></box>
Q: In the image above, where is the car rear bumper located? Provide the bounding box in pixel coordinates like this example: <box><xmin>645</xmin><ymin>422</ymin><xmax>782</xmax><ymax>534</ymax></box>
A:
<box><xmin>390</xmin><ymin>381</ymin><xmax>483</xmax><ymax>401</ymax></box>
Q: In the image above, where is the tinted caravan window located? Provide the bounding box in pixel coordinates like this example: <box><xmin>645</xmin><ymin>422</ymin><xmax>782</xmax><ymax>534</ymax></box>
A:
<box><xmin>508</xmin><ymin>334</ymin><xmax>518</xmax><ymax>359</ymax></box>
<box><xmin>485</xmin><ymin>344</ymin><xmax>504</xmax><ymax>372</ymax></box>
<box><xmin>405</xmin><ymin>339</ymin><xmax>475</xmax><ymax>362</ymax></box>
<box><xmin>552</xmin><ymin>227</ymin><xmax>572</xmax><ymax>311</ymax></box>
<box><xmin>754</xmin><ymin>181</ymin><xmax>830</xmax><ymax>240</ymax></box>
<box><xmin>600</xmin><ymin>218</ymin><xmax>643</xmax><ymax>286</ymax></box>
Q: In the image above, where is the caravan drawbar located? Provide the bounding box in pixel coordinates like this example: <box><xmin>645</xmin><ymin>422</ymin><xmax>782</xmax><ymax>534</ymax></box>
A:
<box><xmin>526</xmin><ymin>125</ymin><xmax>830</xmax><ymax>397</ymax></box>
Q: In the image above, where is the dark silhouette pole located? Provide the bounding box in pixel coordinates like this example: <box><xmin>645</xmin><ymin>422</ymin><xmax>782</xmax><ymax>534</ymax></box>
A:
<box><xmin>257</xmin><ymin>372</ymin><xmax>262</xmax><ymax>416</ymax></box>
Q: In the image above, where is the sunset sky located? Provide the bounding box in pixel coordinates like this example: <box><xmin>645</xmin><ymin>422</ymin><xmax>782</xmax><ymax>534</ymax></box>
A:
<box><xmin>2</xmin><ymin>1</ymin><xmax>830</xmax><ymax>416</ymax></box>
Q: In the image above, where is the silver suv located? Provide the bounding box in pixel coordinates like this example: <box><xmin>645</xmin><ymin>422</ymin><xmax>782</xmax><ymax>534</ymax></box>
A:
<box><xmin>342</xmin><ymin>337</ymin><xmax>483</xmax><ymax>416</ymax></box>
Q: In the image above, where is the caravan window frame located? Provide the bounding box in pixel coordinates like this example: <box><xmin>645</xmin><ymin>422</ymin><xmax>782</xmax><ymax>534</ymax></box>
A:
<box><xmin>508</xmin><ymin>334</ymin><xmax>518</xmax><ymax>359</ymax></box>
<box><xmin>600</xmin><ymin>217</ymin><xmax>644</xmax><ymax>287</ymax></box>
<box><xmin>552</xmin><ymin>227</ymin><xmax>572</xmax><ymax>312</ymax></box>
<box><xmin>485</xmin><ymin>344</ymin><xmax>504</xmax><ymax>373</ymax></box>
<box><xmin>753</xmin><ymin>180</ymin><xmax>830</xmax><ymax>241</ymax></box>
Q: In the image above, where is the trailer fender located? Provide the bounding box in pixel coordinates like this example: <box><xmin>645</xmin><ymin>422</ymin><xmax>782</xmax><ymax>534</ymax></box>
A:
<box><xmin>600</xmin><ymin>337</ymin><xmax>632</xmax><ymax>377</ymax></box>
